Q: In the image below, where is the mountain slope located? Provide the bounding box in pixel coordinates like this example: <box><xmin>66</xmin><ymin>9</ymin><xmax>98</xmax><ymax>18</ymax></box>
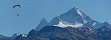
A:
<box><xmin>1</xmin><ymin>7</ymin><xmax>111</xmax><ymax>40</ymax></box>
<box><xmin>48</xmin><ymin>7</ymin><xmax>93</xmax><ymax>28</ymax></box>
<box><xmin>0</xmin><ymin>35</ymin><xmax>13</xmax><ymax>40</ymax></box>
<box><xmin>26</xmin><ymin>7</ymin><xmax>111</xmax><ymax>40</ymax></box>
<box><xmin>36</xmin><ymin>18</ymin><xmax>48</xmax><ymax>31</ymax></box>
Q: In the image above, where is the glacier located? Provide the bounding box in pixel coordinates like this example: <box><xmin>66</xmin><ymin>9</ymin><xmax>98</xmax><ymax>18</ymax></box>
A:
<box><xmin>54</xmin><ymin>21</ymin><xmax>83</xmax><ymax>28</ymax></box>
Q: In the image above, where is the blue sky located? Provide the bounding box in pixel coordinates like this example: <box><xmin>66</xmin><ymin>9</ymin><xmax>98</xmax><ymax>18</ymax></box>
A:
<box><xmin>0</xmin><ymin>0</ymin><xmax>111</xmax><ymax>37</ymax></box>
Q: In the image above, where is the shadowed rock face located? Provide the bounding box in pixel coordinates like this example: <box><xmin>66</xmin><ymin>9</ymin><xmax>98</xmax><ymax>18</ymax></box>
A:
<box><xmin>26</xmin><ymin>25</ymin><xmax>111</xmax><ymax>40</ymax></box>
<box><xmin>13</xmin><ymin>21</ymin><xmax>111</xmax><ymax>40</ymax></box>
<box><xmin>1</xmin><ymin>25</ymin><xmax>110</xmax><ymax>40</ymax></box>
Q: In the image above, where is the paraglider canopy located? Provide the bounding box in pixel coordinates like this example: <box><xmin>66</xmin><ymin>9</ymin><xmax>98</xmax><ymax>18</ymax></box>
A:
<box><xmin>13</xmin><ymin>4</ymin><xmax>22</xmax><ymax>8</ymax></box>
<box><xmin>13</xmin><ymin>4</ymin><xmax>22</xmax><ymax>16</ymax></box>
<box><xmin>86</xmin><ymin>27</ymin><xmax>91</xmax><ymax>31</ymax></box>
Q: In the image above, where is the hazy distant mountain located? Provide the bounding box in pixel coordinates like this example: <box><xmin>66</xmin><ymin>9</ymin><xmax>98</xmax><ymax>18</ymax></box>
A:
<box><xmin>0</xmin><ymin>35</ymin><xmax>13</xmax><ymax>40</ymax></box>
<box><xmin>36</xmin><ymin>18</ymin><xmax>48</xmax><ymax>31</ymax></box>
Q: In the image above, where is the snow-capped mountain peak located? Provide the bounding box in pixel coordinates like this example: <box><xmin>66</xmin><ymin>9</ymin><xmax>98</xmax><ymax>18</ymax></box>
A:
<box><xmin>12</xmin><ymin>33</ymin><xmax>27</xmax><ymax>38</ymax></box>
<box><xmin>21</xmin><ymin>34</ymin><xmax>27</xmax><ymax>37</ymax></box>
<box><xmin>12</xmin><ymin>33</ymin><xmax>21</xmax><ymax>38</ymax></box>
<box><xmin>74</xmin><ymin>7</ymin><xmax>89</xmax><ymax>23</ymax></box>
<box><xmin>48</xmin><ymin>7</ymin><xmax>92</xmax><ymax>28</ymax></box>
<box><xmin>75</xmin><ymin>7</ymin><xmax>83</xmax><ymax>16</ymax></box>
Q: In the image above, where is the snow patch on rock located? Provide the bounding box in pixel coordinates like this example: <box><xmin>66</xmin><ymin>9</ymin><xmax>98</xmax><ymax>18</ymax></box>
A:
<box><xmin>54</xmin><ymin>21</ymin><xmax>83</xmax><ymax>28</ymax></box>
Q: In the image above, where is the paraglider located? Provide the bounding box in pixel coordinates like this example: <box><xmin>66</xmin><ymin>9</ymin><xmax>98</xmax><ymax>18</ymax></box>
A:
<box><xmin>13</xmin><ymin>4</ymin><xmax>22</xmax><ymax>16</ymax></box>
<box><xmin>86</xmin><ymin>27</ymin><xmax>91</xmax><ymax>31</ymax></box>
<box><xmin>13</xmin><ymin>4</ymin><xmax>22</xmax><ymax>8</ymax></box>
<box><xmin>16</xmin><ymin>14</ymin><xmax>19</xmax><ymax>16</ymax></box>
